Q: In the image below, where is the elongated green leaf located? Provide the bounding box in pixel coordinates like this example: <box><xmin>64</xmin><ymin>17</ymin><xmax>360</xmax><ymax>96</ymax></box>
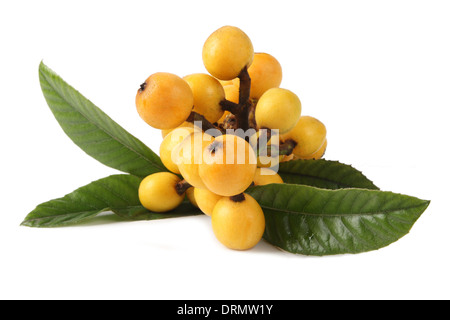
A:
<box><xmin>113</xmin><ymin>200</ymin><xmax>202</xmax><ymax>221</ymax></box>
<box><xmin>21</xmin><ymin>174</ymin><xmax>201</xmax><ymax>228</ymax></box>
<box><xmin>278</xmin><ymin>159</ymin><xmax>379</xmax><ymax>190</ymax></box>
<box><xmin>248</xmin><ymin>184</ymin><xmax>429</xmax><ymax>256</ymax></box>
<box><xmin>39</xmin><ymin>61</ymin><xmax>165</xmax><ymax>177</ymax></box>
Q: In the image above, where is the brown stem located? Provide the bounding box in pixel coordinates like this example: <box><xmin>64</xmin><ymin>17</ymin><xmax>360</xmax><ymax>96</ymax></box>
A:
<box><xmin>278</xmin><ymin>139</ymin><xmax>297</xmax><ymax>156</ymax></box>
<box><xmin>189</xmin><ymin>67</ymin><xmax>252</xmax><ymax>133</ymax></box>
<box><xmin>230</xmin><ymin>193</ymin><xmax>246</xmax><ymax>202</ymax></box>
<box><xmin>247</xmin><ymin>99</ymin><xmax>257</xmax><ymax>130</ymax></box>
<box><xmin>218</xmin><ymin>113</ymin><xmax>238</xmax><ymax>130</ymax></box>
<box><xmin>175</xmin><ymin>179</ymin><xmax>192</xmax><ymax>196</ymax></box>
<box><xmin>219</xmin><ymin>99</ymin><xmax>242</xmax><ymax>114</ymax></box>
<box><xmin>234</xmin><ymin>67</ymin><xmax>252</xmax><ymax>131</ymax></box>
<box><xmin>234</xmin><ymin>102</ymin><xmax>250</xmax><ymax>131</ymax></box>
<box><xmin>257</xmin><ymin>139</ymin><xmax>297</xmax><ymax>157</ymax></box>
<box><xmin>256</xmin><ymin>127</ymin><xmax>272</xmax><ymax>150</ymax></box>
<box><xmin>238</xmin><ymin>67</ymin><xmax>251</xmax><ymax>105</ymax></box>
<box><xmin>217</xmin><ymin>67</ymin><xmax>252</xmax><ymax>132</ymax></box>
<box><xmin>186</xmin><ymin>111</ymin><xmax>225</xmax><ymax>135</ymax></box>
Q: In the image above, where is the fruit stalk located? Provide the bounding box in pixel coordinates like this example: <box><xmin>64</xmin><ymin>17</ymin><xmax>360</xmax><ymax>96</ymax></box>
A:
<box><xmin>218</xmin><ymin>67</ymin><xmax>253</xmax><ymax>131</ymax></box>
<box><xmin>186</xmin><ymin>111</ymin><xmax>225</xmax><ymax>135</ymax></box>
<box><xmin>234</xmin><ymin>67</ymin><xmax>252</xmax><ymax>131</ymax></box>
<box><xmin>219</xmin><ymin>99</ymin><xmax>242</xmax><ymax>114</ymax></box>
<box><xmin>188</xmin><ymin>67</ymin><xmax>253</xmax><ymax>134</ymax></box>
<box><xmin>218</xmin><ymin>113</ymin><xmax>238</xmax><ymax>130</ymax></box>
<box><xmin>278</xmin><ymin>139</ymin><xmax>297</xmax><ymax>156</ymax></box>
<box><xmin>247</xmin><ymin>100</ymin><xmax>257</xmax><ymax>129</ymax></box>
<box><xmin>230</xmin><ymin>193</ymin><xmax>246</xmax><ymax>202</ymax></box>
<box><xmin>238</xmin><ymin>67</ymin><xmax>251</xmax><ymax>105</ymax></box>
<box><xmin>175</xmin><ymin>179</ymin><xmax>192</xmax><ymax>196</ymax></box>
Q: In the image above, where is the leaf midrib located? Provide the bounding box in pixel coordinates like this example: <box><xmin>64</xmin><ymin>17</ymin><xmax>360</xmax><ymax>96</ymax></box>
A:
<box><xmin>259</xmin><ymin>201</ymin><xmax>428</xmax><ymax>218</ymax></box>
<box><xmin>23</xmin><ymin>205</ymin><xmax>144</xmax><ymax>222</ymax></box>
<box><xmin>39</xmin><ymin>66</ymin><xmax>165</xmax><ymax>173</ymax></box>
<box><xmin>280</xmin><ymin>170</ymin><xmax>372</xmax><ymax>189</ymax></box>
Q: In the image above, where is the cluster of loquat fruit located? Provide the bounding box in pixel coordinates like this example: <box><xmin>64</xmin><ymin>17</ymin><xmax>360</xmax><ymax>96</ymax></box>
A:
<box><xmin>135</xmin><ymin>26</ymin><xmax>327</xmax><ymax>250</ymax></box>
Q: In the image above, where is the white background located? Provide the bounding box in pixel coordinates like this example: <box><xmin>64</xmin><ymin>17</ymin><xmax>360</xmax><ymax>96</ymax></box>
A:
<box><xmin>1</xmin><ymin>0</ymin><xmax>449</xmax><ymax>300</ymax></box>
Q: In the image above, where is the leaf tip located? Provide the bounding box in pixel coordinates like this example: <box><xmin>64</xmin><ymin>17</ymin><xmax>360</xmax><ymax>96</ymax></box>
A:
<box><xmin>423</xmin><ymin>199</ymin><xmax>431</xmax><ymax>210</ymax></box>
<box><xmin>19</xmin><ymin>220</ymin><xmax>31</xmax><ymax>227</ymax></box>
<box><xmin>39</xmin><ymin>59</ymin><xmax>47</xmax><ymax>72</ymax></box>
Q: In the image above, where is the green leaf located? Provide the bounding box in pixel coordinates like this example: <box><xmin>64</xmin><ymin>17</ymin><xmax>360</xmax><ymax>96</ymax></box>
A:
<box><xmin>21</xmin><ymin>174</ymin><xmax>201</xmax><ymax>228</ymax></box>
<box><xmin>38</xmin><ymin>61</ymin><xmax>166</xmax><ymax>177</ymax></box>
<box><xmin>113</xmin><ymin>200</ymin><xmax>202</xmax><ymax>221</ymax></box>
<box><xmin>278</xmin><ymin>159</ymin><xmax>379</xmax><ymax>190</ymax></box>
<box><xmin>247</xmin><ymin>184</ymin><xmax>430</xmax><ymax>256</ymax></box>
